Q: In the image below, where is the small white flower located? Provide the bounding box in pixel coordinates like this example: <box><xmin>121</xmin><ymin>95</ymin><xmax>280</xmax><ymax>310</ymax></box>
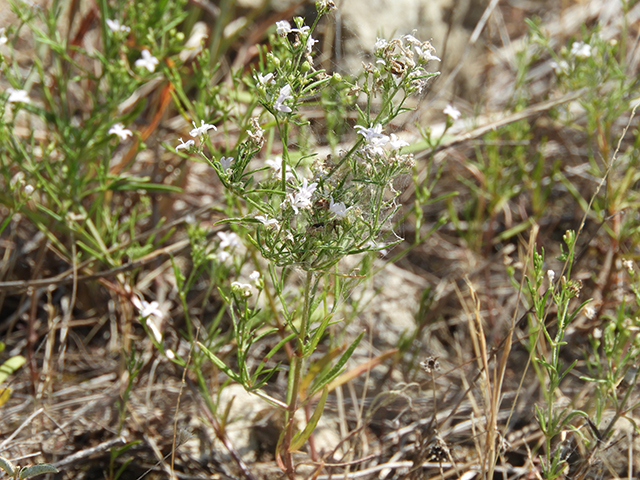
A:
<box><xmin>217</xmin><ymin>231</ymin><xmax>240</xmax><ymax>249</ymax></box>
<box><xmin>231</xmin><ymin>281</ymin><xmax>253</xmax><ymax>297</ymax></box>
<box><xmin>0</xmin><ymin>27</ymin><xmax>8</xmax><ymax>45</ymax></box>
<box><xmin>443</xmin><ymin>104</ymin><xmax>461</xmax><ymax>121</ymax></box>
<box><xmin>106</xmin><ymin>19</ymin><xmax>130</xmax><ymax>33</ymax></box>
<box><xmin>276</xmin><ymin>20</ymin><xmax>291</xmax><ymax>36</ymax></box>
<box><xmin>109</xmin><ymin>123</ymin><xmax>133</xmax><ymax>140</ymax></box>
<box><xmin>189</xmin><ymin>119</ymin><xmax>216</xmax><ymax>137</ymax></box>
<box><xmin>622</xmin><ymin>259</ymin><xmax>634</xmax><ymax>271</ymax></box>
<box><xmin>550</xmin><ymin>60</ymin><xmax>569</xmax><ymax>74</ymax></box>
<box><xmin>255</xmin><ymin>215</ymin><xmax>279</xmax><ymax>228</ymax></box>
<box><xmin>288</xmin><ymin>178</ymin><xmax>317</xmax><ymax>214</ymax></box>
<box><xmin>266</xmin><ymin>156</ymin><xmax>295</xmax><ymax>181</ymax></box>
<box><xmin>6</xmin><ymin>88</ymin><xmax>30</xmax><ymax>104</ymax></box>
<box><xmin>292</xmin><ymin>25</ymin><xmax>310</xmax><ymax>35</ymax></box>
<box><xmin>329</xmin><ymin>197</ymin><xmax>349</xmax><ymax>218</ymax></box>
<box><xmin>165</xmin><ymin>349</ymin><xmax>176</xmax><ymax>359</ymax></box>
<box><xmin>175</xmin><ymin>138</ymin><xmax>195</xmax><ymax>152</ymax></box>
<box><xmin>274</xmin><ymin>84</ymin><xmax>294</xmax><ymax>113</ymax></box>
<box><xmin>592</xmin><ymin>328</ymin><xmax>602</xmax><ymax>339</ymax></box>
<box><xmin>571</xmin><ymin>41</ymin><xmax>591</xmax><ymax>59</ymax></box>
<box><xmin>374</xmin><ymin>37</ymin><xmax>388</xmax><ymax>51</ymax></box>
<box><xmin>24</xmin><ymin>184</ymin><xmax>35</xmax><ymax>196</ymax></box>
<box><xmin>306</xmin><ymin>35</ymin><xmax>318</xmax><ymax>53</ymax></box>
<box><xmin>389</xmin><ymin>133</ymin><xmax>409</xmax><ymax>150</ymax></box>
<box><xmin>255</xmin><ymin>72</ymin><xmax>275</xmax><ymax>85</ymax></box>
<box><xmin>414</xmin><ymin>44</ymin><xmax>440</xmax><ymax>63</ymax></box>
<box><xmin>217</xmin><ymin>251</ymin><xmax>231</xmax><ymax>262</ymax></box>
<box><xmin>220</xmin><ymin>156</ymin><xmax>234</xmax><ymax>171</ymax></box>
<box><xmin>584</xmin><ymin>305</ymin><xmax>597</xmax><ymax>320</ymax></box>
<box><xmin>355</xmin><ymin>123</ymin><xmax>388</xmax><ymax>143</ymax></box>
<box><xmin>135</xmin><ymin>49</ymin><xmax>159</xmax><ymax>72</ymax></box>
<box><xmin>249</xmin><ymin>271</ymin><xmax>260</xmax><ymax>282</ymax></box>
<box><xmin>132</xmin><ymin>295</ymin><xmax>164</xmax><ymax>334</ymax></box>
<box><xmin>547</xmin><ymin>269</ymin><xmax>555</xmax><ymax>285</ymax></box>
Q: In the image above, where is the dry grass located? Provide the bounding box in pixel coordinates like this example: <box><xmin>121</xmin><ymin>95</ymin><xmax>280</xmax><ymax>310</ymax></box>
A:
<box><xmin>2</xmin><ymin>0</ymin><xmax>640</xmax><ymax>479</ymax></box>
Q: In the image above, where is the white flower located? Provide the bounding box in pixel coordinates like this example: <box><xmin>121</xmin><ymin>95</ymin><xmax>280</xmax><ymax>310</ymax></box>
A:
<box><xmin>0</xmin><ymin>27</ymin><xmax>8</xmax><ymax>45</ymax></box>
<box><xmin>288</xmin><ymin>178</ymin><xmax>317</xmax><ymax>214</ymax></box>
<box><xmin>374</xmin><ymin>37</ymin><xmax>388</xmax><ymax>51</ymax></box>
<box><xmin>443</xmin><ymin>104</ymin><xmax>461</xmax><ymax>120</ymax></box>
<box><xmin>292</xmin><ymin>25</ymin><xmax>310</xmax><ymax>35</ymax></box>
<box><xmin>109</xmin><ymin>123</ymin><xmax>133</xmax><ymax>140</ymax></box>
<box><xmin>584</xmin><ymin>305</ymin><xmax>596</xmax><ymax>320</ymax></box>
<box><xmin>570</xmin><ymin>41</ymin><xmax>591</xmax><ymax>59</ymax></box>
<box><xmin>414</xmin><ymin>44</ymin><xmax>440</xmax><ymax>63</ymax></box>
<box><xmin>106</xmin><ymin>19</ymin><xmax>130</xmax><ymax>33</ymax></box>
<box><xmin>623</xmin><ymin>259</ymin><xmax>634</xmax><ymax>272</ymax></box>
<box><xmin>276</xmin><ymin>20</ymin><xmax>291</xmax><ymax>36</ymax></box>
<box><xmin>306</xmin><ymin>35</ymin><xmax>318</xmax><ymax>53</ymax></box>
<box><xmin>175</xmin><ymin>138</ymin><xmax>195</xmax><ymax>152</ymax></box>
<box><xmin>389</xmin><ymin>133</ymin><xmax>409</xmax><ymax>150</ymax></box>
<box><xmin>231</xmin><ymin>281</ymin><xmax>253</xmax><ymax>297</ymax></box>
<box><xmin>189</xmin><ymin>119</ymin><xmax>216</xmax><ymax>137</ymax></box>
<box><xmin>255</xmin><ymin>72</ymin><xmax>275</xmax><ymax>85</ymax></box>
<box><xmin>329</xmin><ymin>197</ymin><xmax>349</xmax><ymax>218</ymax></box>
<box><xmin>135</xmin><ymin>49</ymin><xmax>159</xmax><ymax>72</ymax></box>
<box><xmin>550</xmin><ymin>60</ymin><xmax>569</xmax><ymax>74</ymax></box>
<box><xmin>220</xmin><ymin>156</ymin><xmax>234</xmax><ymax>171</ymax></box>
<box><xmin>256</xmin><ymin>215</ymin><xmax>279</xmax><ymax>228</ymax></box>
<box><xmin>132</xmin><ymin>295</ymin><xmax>165</xmax><ymax>341</ymax></box>
<box><xmin>355</xmin><ymin>123</ymin><xmax>387</xmax><ymax>143</ymax></box>
<box><xmin>403</xmin><ymin>34</ymin><xmax>421</xmax><ymax>46</ymax></box>
<box><xmin>249</xmin><ymin>271</ymin><xmax>260</xmax><ymax>282</ymax></box>
<box><xmin>217</xmin><ymin>231</ymin><xmax>240</xmax><ymax>249</ymax></box>
<box><xmin>132</xmin><ymin>296</ymin><xmax>164</xmax><ymax>320</ymax></box>
<box><xmin>217</xmin><ymin>251</ymin><xmax>231</xmax><ymax>262</ymax></box>
<box><xmin>593</xmin><ymin>328</ymin><xmax>602</xmax><ymax>339</ymax></box>
<box><xmin>547</xmin><ymin>270</ymin><xmax>555</xmax><ymax>284</ymax></box>
<box><xmin>266</xmin><ymin>156</ymin><xmax>295</xmax><ymax>181</ymax></box>
<box><xmin>6</xmin><ymin>88</ymin><xmax>30</xmax><ymax>104</ymax></box>
<box><xmin>24</xmin><ymin>184</ymin><xmax>35</xmax><ymax>196</ymax></box>
<box><xmin>274</xmin><ymin>84</ymin><xmax>294</xmax><ymax>113</ymax></box>
<box><xmin>165</xmin><ymin>349</ymin><xmax>176</xmax><ymax>359</ymax></box>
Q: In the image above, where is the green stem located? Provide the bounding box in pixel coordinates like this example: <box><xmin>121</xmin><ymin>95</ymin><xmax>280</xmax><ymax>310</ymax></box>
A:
<box><xmin>283</xmin><ymin>270</ymin><xmax>313</xmax><ymax>477</ymax></box>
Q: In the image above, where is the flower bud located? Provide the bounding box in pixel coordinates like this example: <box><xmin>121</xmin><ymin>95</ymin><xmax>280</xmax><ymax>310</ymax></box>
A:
<box><xmin>330</xmin><ymin>73</ymin><xmax>342</xmax><ymax>84</ymax></box>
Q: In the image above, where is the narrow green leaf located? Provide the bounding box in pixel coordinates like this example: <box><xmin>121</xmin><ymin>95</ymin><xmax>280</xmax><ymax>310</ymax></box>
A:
<box><xmin>311</xmin><ymin>331</ymin><xmax>364</xmax><ymax>396</ymax></box>
<box><xmin>197</xmin><ymin>342</ymin><xmax>241</xmax><ymax>383</ymax></box>
<box><xmin>290</xmin><ymin>386</ymin><xmax>328</xmax><ymax>452</ymax></box>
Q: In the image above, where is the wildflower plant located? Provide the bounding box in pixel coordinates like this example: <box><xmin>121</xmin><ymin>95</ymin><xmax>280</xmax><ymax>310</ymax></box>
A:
<box><xmin>171</xmin><ymin>3</ymin><xmax>440</xmax><ymax>475</ymax></box>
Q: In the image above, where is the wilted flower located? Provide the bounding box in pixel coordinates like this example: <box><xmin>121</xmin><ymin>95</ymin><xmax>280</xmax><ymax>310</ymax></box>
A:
<box><xmin>135</xmin><ymin>49</ymin><xmax>159</xmax><ymax>72</ymax></box>
<box><xmin>109</xmin><ymin>123</ymin><xmax>133</xmax><ymax>140</ymax></box>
